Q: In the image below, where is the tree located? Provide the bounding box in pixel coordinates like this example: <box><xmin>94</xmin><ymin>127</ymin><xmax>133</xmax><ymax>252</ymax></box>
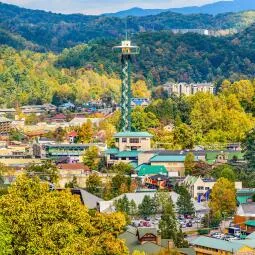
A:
<box><xmin>176</xmin><ymin>186</ymin><xmax>195</xmax><ymax>216</ymax></box>
<box><xmin>114</xmin><ymin>195</ymin><xmax>130</xmax><ymax>215</ymax></box>
<box><xmin>0</xmin><ymin>215</ymin><xmax>13</xmax><ymax>255</ymax></box>
<box><xmin>112</xmin><ymin>174</ymin><xmax>131</xmax><ymax>196</ymax></box>
<box><xmin>110</xmin><ymin>162</ymin><xmax>133</xmax><ymax>175</ymax></box>
<box><xmin>83</xmin><ymin>146</ymin><xmax>100</xmax><ymax>170</ymax></box>
<box><xmin>86</xmin><ymin>173</ymin><xmax>102</xmax><ymax>196</ymax></box>
<box><xmin>211</xmin><ymin>164</ymin><xmax>236</xmax><ymax>182</ymax></box>
<box><xmin>129</xmin><ymin>199</ymin><xmax>137</xmax><ymax>216</ymax></box>
<box><xmin>26</xmin><ymin>161</ymin><xmax>59</xmax><ymax>184</ymax></box>
<box><xmin>154</xmin><ymin>190</ymin><xmax>171</xmax><ymax>214</ymax></box>
<box><xmin>173</xmin><ymin>124</ymin><xmax>195</xmax><ymax>149</ymax></box>
<box><xmin>159</xmin><ymin>199</ymin><xmax>188</xmax><ymax>248</ymax></box>
<box><xmin>132</xmin><ymin>80</ymin><xmax>151</xmax><ymax>98</ymax></box>
<box><xmin>184</xmin><ymin>152</ymin><xmax>195</xmax><ymax>175</ymax></box>
<box><xmin>131</xmin><ymin>107</ymin><xmax>160</xmax><ymax>132</ymax></box>
<box><xmin>78</xmin><ymin>120</ymin><xmax>94</xmax><ymax>143</ymax></box>
<box><xmin>0</xmin><ymin>175</ymin><xmax>128</xmax><ymax>255</ymax></box>
<box><xmin>209</xmin><ymin>178</ymin><xmax>236</xmax><ymax>217</ymax></box>
<box><xmin>242</xmin><ymin>128</ymin><xmax>255</xmax><ymax>170</ymax></box>
<box><xmin>65</xmin><ymin>176</ymin><xmax>78</xmax><ymax>188</ymax></box>
<box><xmin>138</xmin><ymin>195</ymin><xmax>156</xmax><ymax>217</ymax></box>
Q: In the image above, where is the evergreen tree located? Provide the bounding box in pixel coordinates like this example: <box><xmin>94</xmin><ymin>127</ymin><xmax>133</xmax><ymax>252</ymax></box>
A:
<box><xmin>129</xmin><ymin>199</ymin><xmax>137</xmax><ymax>216</ymax></box>
<box><xmin>176</xmin><ymin>186</ymin><xmax>195</xmax><ymax>216</ymax></box>
<box><xmin>138</xmin><ymin>195</ymin><xmax>156</xmax><ymax>217</ymax></box>
<box><xmin>184</xmin><ymin>152</ymin><xmax>195</xmax><ymax>175</ymax></box>
<box><xmin>242</xmin><ymin>128</ymin><xmax>255</xmax><ymax>170</ymax></box>
<box><xmin>159</xmin><ymin>199</ymin><xmax>188</xmax><ymax>248</ymax></box>
<box><xmin>114</xmin><ymin>195</ymin><xmax>130</xmax><ymax>215</ymax></box>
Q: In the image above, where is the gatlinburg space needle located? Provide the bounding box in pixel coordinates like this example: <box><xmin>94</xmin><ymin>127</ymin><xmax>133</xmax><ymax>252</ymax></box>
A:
<box><xmin>113</xmin><ymin>34</ymin><xmax>140</xmax><ymax>132</ymax></box>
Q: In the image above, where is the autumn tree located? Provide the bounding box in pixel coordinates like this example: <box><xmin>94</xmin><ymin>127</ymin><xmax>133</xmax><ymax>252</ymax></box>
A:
<box><xmin>209</xmin><ymin>177</ymin><xmax>236</xmax><ymax>217</ymax></box>
<box><xmin>86</xmin><ymin>173</ymin><xmax>102</xmax><ymax>196</ymax></box>
<box><xmin>173</xmin><ymin>124</ymin><xmax>195</xmax><ymax>149</ymax></box>
<box><xmin>110</xmin><ymin>162</ymin><xmax>133</xmax><ymax>175</ymax></box>
<box><xmin>83</xmin><ymin>146</ymin><xmax>100</xmax><ymax>170</ymax></box>
<box><xmin>0</xmin><ymin>175</ymin><xmax>128</xmax><ymax>255</ymax></box>
<box><xmin>184</xmin><ymin>152</ymin><xmax>195</xmax><ymax>175</ymax></box>
<box><xmin>132</xmin><ymin>80</ymin><xmax>151</xmax><ymax>98</ymax></box>
<box><xmin>0</xmin><ymin>215</ymin><xmax>13</xmax><ymax>255</ymax></box>
<box><xmin>78</xmin><ymin>120</ymin><xmax>94</xmax><ymax>143</ymax></box>
<box><xmin>112</xmin><ymin>174</ymin><xmax>131</xmax><ymax>196</ymax></box>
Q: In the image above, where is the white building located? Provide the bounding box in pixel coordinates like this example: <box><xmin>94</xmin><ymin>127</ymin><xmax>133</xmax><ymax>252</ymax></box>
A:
<box><xmin>164</xmin><ymin>82</ymin><xmax>214</xmax><ymax>97</ymax></box>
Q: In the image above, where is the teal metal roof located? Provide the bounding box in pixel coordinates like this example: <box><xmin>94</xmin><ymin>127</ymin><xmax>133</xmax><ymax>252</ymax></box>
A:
<box><xmin>114</xmin><ymin>132</ymin><xmax>153</xmax><ymax>138</ymax></box>
<box><xmin>191</xmin><ymin>236</ymin><xmax>246</xmax><ymax>252</ymax></box>
<box><xmin>130</xmin><ymin>161</ymin><xmax>138</xmax><ymax>169</ymax></box>
<box><xmin>247</xmin><ymin>232</ymin><xmax>255</xmax><ymax>239</ymax></box>
<box><xmin>150</xmin><ymin>155</ymin><xmax>198</xmax><ymax>162</ymax></box>
<box><xmin>116</xmin><ymin>151</ymin><xmax>141</xmax><ymax>158</ymax></box>
<box><xmin>245</xmin><ymin>220</ymin><xmax>255</xmax><ymax>227</ymax></box>
<box><xmin>105</xmin><ymin>148</ymin><xmax>119</xmax><ymax>154</ymax></box>
<box><xmin>137</xmin><ymin>165</ymin><xmax>168</xmax><ymax>177</ymax></box>
<box><xmin>237</xmin><ymin>195</ymin><xmax>251</xmax><ymax>204</ymax></box>
<box><xmin>231</xmin><ymin>239</ymin><xmax>255</xmax><ymax>248</ymax></box>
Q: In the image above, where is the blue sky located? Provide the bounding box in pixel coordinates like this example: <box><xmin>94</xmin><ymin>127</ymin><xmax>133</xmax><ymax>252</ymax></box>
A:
<box><xmin>1</xmin><ymin>0</ymin><xmax>231</xmax><ymax>14</ymax></box>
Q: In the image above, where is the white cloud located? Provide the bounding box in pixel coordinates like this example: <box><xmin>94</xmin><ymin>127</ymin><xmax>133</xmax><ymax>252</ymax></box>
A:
<box><xmin>1</xmin><ymin>0</ymin><xmax>231</xmax><ymax>14</ymax></box>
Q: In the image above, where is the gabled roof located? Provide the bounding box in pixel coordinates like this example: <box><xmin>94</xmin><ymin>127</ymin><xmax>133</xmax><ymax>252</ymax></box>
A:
<box><xmin>191</xmin><ymin>236</ymin><xmax>247</xmax><ymax>252</ymax></box>
<box><xmin>114</xmin><ymin>132</ymin><xmax>153</xmax><ymax>138</ymax></box>
<box><xmin>79</xmin><ymin>189</ymin><xmax>104</xmax><ymax>209</ymax></box>
<box><xmin>231</xmin><ymin>239</ymin><xmax>255</xmax><ymax>248</ymax></box>
<box><xmin>116</xmin><ymin>151</ymin><xmax>141</xmax><ymax>158</ymax></box>
<box><xmin>137</xmin><ymin>227</ymin><xmax>157</xmax><ymax>239</ymax></box>
<box><xmin>136</xmin><ymin>164</ymin><xmax>168</xmax><ymax>177</ymax></box>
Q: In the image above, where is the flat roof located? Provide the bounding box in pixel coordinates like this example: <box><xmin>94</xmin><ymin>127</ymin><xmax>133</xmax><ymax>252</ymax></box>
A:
<box><xmin>150</xmin><ymin>155</ymin><xmax>199</xmax><ymax>163</ymax></box>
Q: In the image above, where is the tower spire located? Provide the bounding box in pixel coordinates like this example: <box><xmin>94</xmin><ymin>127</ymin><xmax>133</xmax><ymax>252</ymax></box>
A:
<box><xmin>113</xmin><ymin>36</ymin><xmax>139</xmax><ymax>132</ymax></box>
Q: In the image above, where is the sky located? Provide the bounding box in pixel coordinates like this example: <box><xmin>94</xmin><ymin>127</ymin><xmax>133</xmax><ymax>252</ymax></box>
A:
<box><xmin>0</xmin><ymin>0</ymin><xmax>231</xmax><ymax>15</ymax></box>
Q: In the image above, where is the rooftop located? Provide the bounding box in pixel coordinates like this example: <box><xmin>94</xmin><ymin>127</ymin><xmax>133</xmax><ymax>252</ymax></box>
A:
<box><xmin>116</xmin><ymin>150</ymin><xmax>141</xmax><ymax>158</ymax></box>
<box><xmin>191</xmin><ymin>236</ymin><xmax>247</xmax><ymax>253</ymax></box>
<box><xmin>150</xmin><ymin>155</ymin><xmax>198</xmax><ymax>163</ymax></box>
<box><xmin>114</xmin><ymin>132</ymin><xmax>153</xmax><ymax>138</ymax></box>
<box><xmin>136</xmin><ymin>164</ymin><xmax>168</xmax><ymax>177</ymax></box>
<box><xmin>245</xmin><ymin>220</ymin><xmax>255</xmax><ymax>227</ymax></box>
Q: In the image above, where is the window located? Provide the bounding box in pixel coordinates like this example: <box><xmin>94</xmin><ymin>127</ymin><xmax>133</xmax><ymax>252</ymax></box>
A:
<box><xmin>197</xmin><ymin>186</ymin><xmax>204</xmax><ymax>190</ymax></box>
<box><xmin>122</xmin><ymin>138</ymin><xmax>127</xmax><ymax>143</ymax></box>
<box><xmin>205</xmin><ymin>187</ymin><xmax>210</xmax><ymax>190</ymax></box>
<box><xmin>130</xmin><ymin>138</ymin><xmax>139</xmax><ymax>143</ymax></box>
<box><xmin>115</xmin><ymin>138</ymin><xmax>119</xmax><ymax>142</ymax></box>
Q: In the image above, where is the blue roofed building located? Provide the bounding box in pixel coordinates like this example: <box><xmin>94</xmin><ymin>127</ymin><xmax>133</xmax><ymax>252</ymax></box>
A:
<box><xmin>131</xmin><ymin>98</ymin><xmax>150</xmax><ymax>108</ymax></box>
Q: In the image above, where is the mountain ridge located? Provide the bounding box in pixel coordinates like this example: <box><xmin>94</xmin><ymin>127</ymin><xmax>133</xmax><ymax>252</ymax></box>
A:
<box><xmin>107</xmin><ymin>0</ymin><xmax>255</xmax><ymax>17</ymax></box>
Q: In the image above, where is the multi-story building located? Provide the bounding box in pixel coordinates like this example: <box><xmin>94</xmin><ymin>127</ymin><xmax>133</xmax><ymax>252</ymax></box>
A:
<box><xmin>164</xmin><ymin>82</ymin><xmax>214</xmax><ymax>97</ymax></box>
<box><xmin>183</xmin><ymin>175</ymin><xmax>242</xmax><ymax>201</ymax></box>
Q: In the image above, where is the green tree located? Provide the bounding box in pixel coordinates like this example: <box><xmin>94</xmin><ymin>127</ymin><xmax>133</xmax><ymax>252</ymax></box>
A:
<box><xmin>86</xmin><ymin>173</ymin><xmax>102</xmax><ymax>195</ymax></box>
<box><xmin>83</xmin><ymin>146</ymin><xmax>100</xmax><ymax>170</ymax></box>
<box><xmin>159</xmin><ymin>199</ymin><xmax>188</xmax><ymax>248</ymax></box>
<box><xmin>0</xmin><ymin>175</ymin><xmax>128</xmax><ymax>255</ymax></box>
<box><xmin>26</xmin><ymin>160</ymin><xmax>59</xmax><ymax>184</ymax></box>
<box><xmin>176</xmin><ymin>186</ymin><xmax>195</xmax><ymax>216</ymax></box>
<box><xmin>184</xmin><ymin>152</ymin><xmax>195</xmax><ymax>175</ymax></box>
<box><xmin>242</xmin><ymin>128</ymin><xmax>255</xmax><ymax>170</ymax></box>
<box><xmin>114</xmin><ymin>195</ymin><xmax>130</xmax><ymax>215</ymax></box>
<box><xmin>112</xmin><ymin>174</ymin><xmax>131</xmax><ymax>196</ymax></box>
<box><xmin>138</xmin><ymin>195</ymin><xmax>156</xmax><ymax>217</ymax></box>
<box><xmin>129</xmin><ymin>199</ymin><xmax>137</xmax><ymax>216</ymax></box>
<box><xmin>110</xmin><ymin>162</ymin><xmax>133</xmax><ymax>175</ymax></box>
<box><xmin>65</xmin><ymin>176</ymin><xmax>78</xmax><ymax>188</ymax></box>
<box><xmin>209</xmin><ymin>178</ymin><xmax>236</xmax><ymax>217</ymax></box>
<box><xmin>211</xmin><ymin>164</ymin><xmax>236</xmax><ymax>182</ymax></box>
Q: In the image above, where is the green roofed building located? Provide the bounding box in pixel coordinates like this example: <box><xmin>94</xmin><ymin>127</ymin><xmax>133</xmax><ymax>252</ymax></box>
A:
<box><xmin>136</xmin><ymin>164</ymin><xmax>168</xmax><ymax>177</ymax></box>
<box><xmin>237</xmin><ymin>189</ymin><xmax>255</xmax><ymax>204</ymax></box>
<box><xmin>191</xmin><ymin>236</ymin><xmax>254</xmax><ymax>255</ymax></box>
<box><xmin>205</xmin><ymin>151</ymin><xmax>244</xmax><ymax>164</ymax></box>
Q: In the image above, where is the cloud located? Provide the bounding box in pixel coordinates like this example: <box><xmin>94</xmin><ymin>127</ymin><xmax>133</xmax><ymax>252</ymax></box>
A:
<box><xmin>1</xmin><ymin>0</ymin><xmax>230</xmax><ymax>14</ymax></box>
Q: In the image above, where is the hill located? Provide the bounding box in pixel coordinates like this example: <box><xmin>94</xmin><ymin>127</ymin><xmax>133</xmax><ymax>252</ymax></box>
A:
<box><xmin>56</xmin><ymin>25</ymin><xmax>255</xmax><ymax>84</ymax></box>
<box><xmin>109</xmin><ymin>0</ymin><xmax>255</xmax><ymax>17</ymax></box>
<box><xmin>0</xmin><ymin>2</ymin><xmax>254</xmax><ymax>52</ymax></box>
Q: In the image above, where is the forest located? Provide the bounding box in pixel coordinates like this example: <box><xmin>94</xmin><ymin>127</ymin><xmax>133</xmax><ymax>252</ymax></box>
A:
<box><xmin>0</xmin><ymin>2</ymin><xmax>255</xmax><ymax>52</ymax></box>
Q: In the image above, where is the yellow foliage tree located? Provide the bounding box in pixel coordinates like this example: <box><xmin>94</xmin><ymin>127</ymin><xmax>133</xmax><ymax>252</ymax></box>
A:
<box><xmin>209</xmin><ymin>177</ymin><xmax>236</xmax><ymax>217</ymax></box>
<box><xmin>132</xmin><ymin>80</ymin><xmax>151</xmax><ymax>98</ymax></box>
<box><xmin>0</xmin><ymin>175</ymin><xmax>128</xmax><ymax>255</ymax></box>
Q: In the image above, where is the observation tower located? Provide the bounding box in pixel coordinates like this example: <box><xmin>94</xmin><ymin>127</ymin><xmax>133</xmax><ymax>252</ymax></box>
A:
<box><xmin>113</xmin><ymin>38</ymin><xmax>139</xmax><ymax>132</ymax></box>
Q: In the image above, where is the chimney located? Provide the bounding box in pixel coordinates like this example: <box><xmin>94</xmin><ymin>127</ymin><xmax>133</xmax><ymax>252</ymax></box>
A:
<box><xmin>168</xmin><ymin>240</ymin><xmax>175</xmax><ymax>250</ymax></box>
<box><xmin>156</xmin><ymin>232</ymin><xmax>161</xmax><ymax>246</ymax></box>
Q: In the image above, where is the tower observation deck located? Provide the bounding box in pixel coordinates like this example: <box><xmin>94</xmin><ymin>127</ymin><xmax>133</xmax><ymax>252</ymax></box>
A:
<box><xmin>113</xmin><ymin>40</ymin><xmax>140</xmax><ymax>132</ymax></box>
